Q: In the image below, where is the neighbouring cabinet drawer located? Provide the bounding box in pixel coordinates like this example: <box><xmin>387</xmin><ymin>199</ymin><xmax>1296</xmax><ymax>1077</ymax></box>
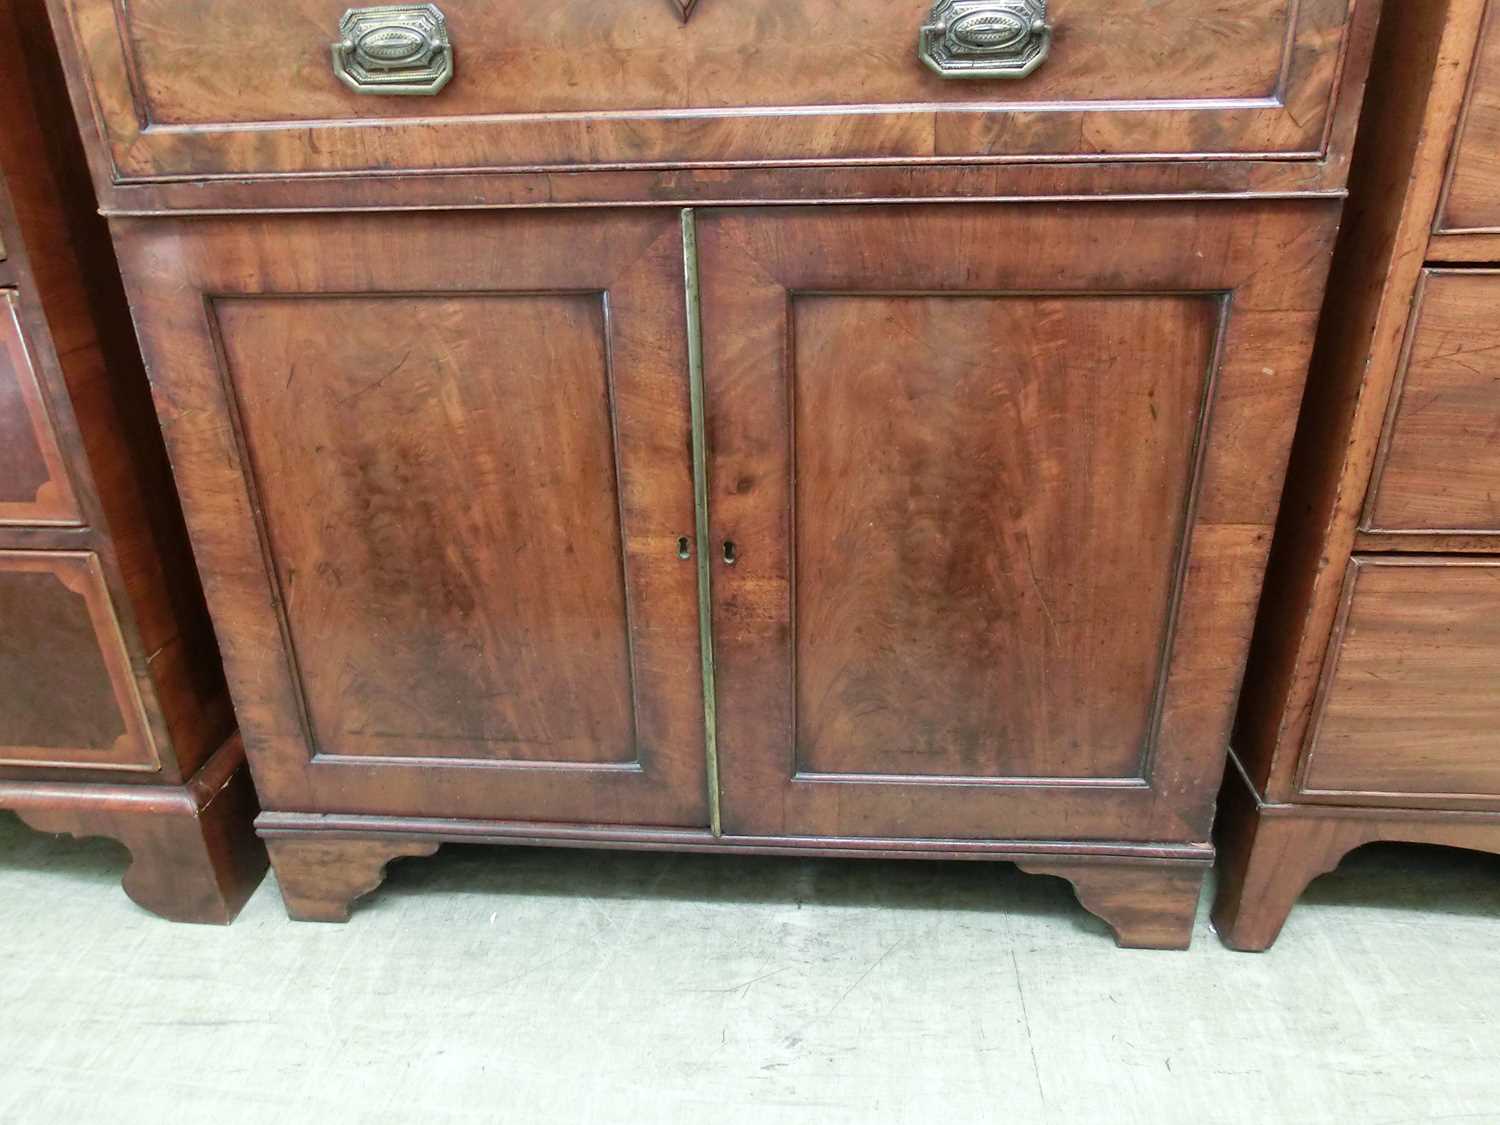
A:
<box><xmin>0</xmin><ymin>291</ymin><xmax>82</xmax><ymax>525</ymax></box>
<box><xmin>1435</xmin><ymin>0</ymin><xmax>1500</xmax><ymax>237</ymax></box>
<box><xmin>55</xmin><ymin>0</ymin><xmax>1360</xmax><ymax>179</ymax></box>
<box><xmin>1364</xmin><ymin>270</ymin><xmax>1500</xmax><ymax>535</ymax></box>
<box><xmin>0</xmin><ymin>550</ymin><xmax>161</xmax><ymax>772</ymax></box>
<box><xmin>1300</xmin><ymin>558</ymin><xmax>1500</xmax><ymax>802</ymax></box>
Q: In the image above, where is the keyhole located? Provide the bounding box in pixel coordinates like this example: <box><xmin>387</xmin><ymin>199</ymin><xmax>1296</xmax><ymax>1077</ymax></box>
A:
<box><xmin>677</xmin><ymin>536</ymin><xmax>691</xmax><ymax>560</ymax></box>
<box><xmin>722</xmin><ymin>540</ymin><xmax>737</xmax><ymax>566</ymax></box>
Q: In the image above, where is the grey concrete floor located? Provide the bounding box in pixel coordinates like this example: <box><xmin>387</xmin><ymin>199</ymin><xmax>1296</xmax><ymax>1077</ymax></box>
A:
<box><xmin>1</xmin><ymin>811</ymin><xmax>1497</xmax><ymax>1124</ymax></box>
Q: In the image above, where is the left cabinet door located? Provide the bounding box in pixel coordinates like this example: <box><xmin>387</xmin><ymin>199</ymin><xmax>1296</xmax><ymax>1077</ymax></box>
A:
<box><xmin>114</xmin><ymin>211</ymin><xmax>709</xmax><ymax>826</ymax></box>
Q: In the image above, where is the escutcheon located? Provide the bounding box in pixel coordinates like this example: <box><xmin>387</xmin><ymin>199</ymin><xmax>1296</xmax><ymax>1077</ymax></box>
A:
<box><xmin>919</xmin><ymin>0</ymin><xmax>1051</xmax><ymax>80</ymax></box>
<box><xmin>332</xmin><ymin>3</ymin><xmax>453</xmax><ymax>95</ymax></box>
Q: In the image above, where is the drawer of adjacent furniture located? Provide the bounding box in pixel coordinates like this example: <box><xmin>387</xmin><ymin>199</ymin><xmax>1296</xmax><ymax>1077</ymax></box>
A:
<box><xmin>1299</xmin><ymin>557</ymin><xmax>1500</xmax><ymax>802</ymax></box>
<box><xmin>1434</xmin><ymin>0</ymin><xmax>1499</xmax><ymax>239</ymax></box>
<box><xmin>0</xmin><ymin>291</ymin><xmax>81</xmax><ymax>526</ymax></box>
<box><xmin>1364</xmin><ymin>270</ymin><xmax>1500</xmax><ymax>536</ymax></box>
<box><xmin>54</xmin><ymin>0</ymin><xmax>1360</xmax><ymax>180</ymax></box>
<box><xmin>0</xmin><ymin>550</ymin><xmax>161</xmax><ymax>773</ymax></box>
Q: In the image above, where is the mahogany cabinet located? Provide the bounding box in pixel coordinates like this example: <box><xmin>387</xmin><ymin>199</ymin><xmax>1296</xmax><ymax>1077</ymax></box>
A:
<box><xmin>1216</xmin><ymin>0</ymin><xmax>1500</xmax><ymax>951</ymax></box>
<box><xmin>0</xmin><ymin>0</ymin><xmax>265</xmax><ymax>922</ymax></box>
<box><xmin>45</xmin><ymin>0</ymin><xmax>1382</xmax><ymax>945</ymax></box>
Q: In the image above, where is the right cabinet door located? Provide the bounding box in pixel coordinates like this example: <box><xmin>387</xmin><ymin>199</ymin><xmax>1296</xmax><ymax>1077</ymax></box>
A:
<box><xmin>698</xmin><ymin>202</ymin><xmax>1337</xmax><ymax>843</ymax></box>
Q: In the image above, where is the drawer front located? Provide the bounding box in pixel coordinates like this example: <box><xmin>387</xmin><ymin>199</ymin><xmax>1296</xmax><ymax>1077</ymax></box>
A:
<box><xmin>1300</xmin><ymin>558</ymin><xmax>1500</xmax><ymax>802</ymax></box>
<box><xmin>0</xmin><ymin>551</ymin><xmax>160</xmax><ymax>772</ymax></box>
<box><xmin>1436</xmin><ymin>0</ymin><xmax>1500</xmax><ymax>236</ymax></box>
<box><xmin>57</xmin><ymin>0</ymin><xmax>1359</xmax><ymax>180</ymax></box>
<box><xmin>1364</xmin><ymin>270</ymin><xmax>1500</xmax><ymax>535</ymax></box>
<box><xmin>0</xmin><ymin>291</ymin><xmax>82</xmax><ymax>525</ymax></box>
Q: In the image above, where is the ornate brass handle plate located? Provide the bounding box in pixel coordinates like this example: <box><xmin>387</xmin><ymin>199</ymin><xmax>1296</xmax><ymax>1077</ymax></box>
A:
<box><xmin>919</xmin><ymin>0</ymin><xmax>1051</xmax><ymax>80</ymax></box>
<box><xmin>332</xmin><ymin>3</ymin><xmax>453</xmax><ymax>95</ymax></box>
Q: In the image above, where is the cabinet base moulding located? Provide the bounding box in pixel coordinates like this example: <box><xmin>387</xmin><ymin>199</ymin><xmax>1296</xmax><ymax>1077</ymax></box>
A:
<box><xmin>258</xmin><ymin>812</ymin><xmax>1211</xmax><ymax>948</ymax></box>
<box><xmin>0</xmin><ymin>735</ymin><xmax>267</xmax><ymax>923</ymax></box>
<box><xmin>1212</xmin><ymin>760</ymin><xmax>1500</xmax><ymax>952</ymax></box>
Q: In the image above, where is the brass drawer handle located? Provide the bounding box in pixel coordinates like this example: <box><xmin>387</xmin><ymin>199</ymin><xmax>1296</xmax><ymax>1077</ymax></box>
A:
<box><xmin>332</xmin><ymin>3</ymin><xmax>453</xmax><ymax>95</ymax></box>
<box><xmin>919</xmin><ymin>0</ymin><xmax>1051</xmax><ymax>80</ymax></box>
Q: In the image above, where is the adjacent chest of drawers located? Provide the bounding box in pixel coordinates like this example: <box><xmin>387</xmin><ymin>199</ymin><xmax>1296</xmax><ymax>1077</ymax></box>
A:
<box><xmin>1216</xmin><ymin>0</ymin><xmax>1500</xmax><ymax>951</ymax></box>
<box><xmin>46</xmin><ymin>0</ymin><xmax>1382</xmax><ymax>945</ymax></box>
<box><xmin>0</xmin><ymin>0</ymin><xmax>264</xmax><ymax>922</ymax></box>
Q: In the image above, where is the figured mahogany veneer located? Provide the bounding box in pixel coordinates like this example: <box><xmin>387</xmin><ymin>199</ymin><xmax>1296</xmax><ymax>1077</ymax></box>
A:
<box><xmin>1217</xmin><ymin>0</ymin><xmax>1500</xmax><ymax>951</ymax></box>
<box><xmin>51</xmin><ymin>0</ymin><xmax>1366</xmax><ymax>183</ymax></box>
<box><xmin>0</xmin><ymin>2</ymin><xmax>264</xmax><ymax>922</ymax></box>
<box><xmin>0</xmin><ymin>550</ymin><xmax>157</xmax><ymax>772</ymax></box>
<box><xmin>41</xmin><ymin>0</ymin><xmax>1383</xmax><ymax>943</ymax></box>
<box><xmin>698</xmin><ymin>201</ymin><xmax>1336</xmax><ymax>843</ymax></box>
<box><xmin>114</xmin><ymin>210</ymin><xmax>708</xmax><ymax>829</ymax></box>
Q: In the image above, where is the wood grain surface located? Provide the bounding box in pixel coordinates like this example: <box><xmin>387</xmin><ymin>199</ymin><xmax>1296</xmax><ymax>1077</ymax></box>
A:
<box><xmin>1364</xmin><ymin>270</ymin><xmax>1500</xmax><ymax>535</ymax></box>
<box><xmin>1213</xmin><ymin>760</ymin><xmax>1500</xmax><ymax>951</ymax></box>
<box><xmin>217</xmin><ymin>293</ymin><xmax>637</xmax><ymax>765</ymax></box>
<box><xmin>699</xmin><ymin>199</ymin><xmax>1338</xmax><ymax>843</ymax></box>
<box><xmin>1436</xmin><ymin>0</ymin><xmax>1500</xmax><ymax>234</ymax></box>
<box><xmin>1230</xmin><ymin>0</ymin><xmax>1486</xmax><ymax>802</ymax></box>
<box><xmin>112</xmin><ymin>209</ymin><xmax>709</xmax><ymax>826</ymax></box>
<box><xmin>0</xmin><ymin>734</ymin><xmax>266</xmax><ymax>923</ymax></box>
<box><xmin>1300</xmin><ymin>558</ymin><xmax>1500</xmax><ymax>800</ymax></box>
<box><xmin>789</xmin><ymin>292</ymin><xmax>1212</xmax><ymax>782</ymax></box>
<box><xmin>48</xmin><ymin>0</ymin><xmax>1364</xmax><ymax>180</ymax></box>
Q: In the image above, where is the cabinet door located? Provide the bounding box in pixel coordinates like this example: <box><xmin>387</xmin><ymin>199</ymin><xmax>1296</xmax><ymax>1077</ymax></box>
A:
<box><xmin>698</xmin><ymin>202</ymin><xmax>1336</xmax><ymax>843</ymax></box>
<box><xmin>115</xmin><ymin>211</ymin><xmax>707</xmax><ymax>825</ymax></box>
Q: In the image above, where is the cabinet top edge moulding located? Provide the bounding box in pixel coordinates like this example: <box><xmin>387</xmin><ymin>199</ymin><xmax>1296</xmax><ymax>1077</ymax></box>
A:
<box><xmin>43</xmin><ymin>0</ymin><xmax>1382</xmax><ymax>213</ymax></box>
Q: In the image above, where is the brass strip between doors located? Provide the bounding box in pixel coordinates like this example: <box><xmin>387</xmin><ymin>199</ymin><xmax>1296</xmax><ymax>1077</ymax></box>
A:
<box><xmin>681</xmin><ymin>208</ymin><xmax>723</xmax><ymax>837</ymax></box>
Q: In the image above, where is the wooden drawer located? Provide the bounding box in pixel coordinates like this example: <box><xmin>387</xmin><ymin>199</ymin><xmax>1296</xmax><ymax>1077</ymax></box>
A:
<box><xmin>1435</xmin><ymin>1</ymin><xmax>1500</xmax><ymax>237</ymax></box>
<box><xmin>1364</xmin><ymin>270</ymin><xmax>1500</xmax><ymax>535</ymax></box>
<box><xmin>54</xmin><ymin>0</ymin><xmax>1361</xmax><ymax>180</ymax></box>
<box><xmin>0</xmin><ymin>550</ymin><xmax>160</xmax><ymax>773</ymax></box>
<box><xmin>1299</xmin><ymin>558</ymin><xmax>1500</xmax><ymax>802</ymax></box>
<box><xmin>0</xmin><ymin>290</ymin><xmax>81</xmax><ymax>526</ymax></box>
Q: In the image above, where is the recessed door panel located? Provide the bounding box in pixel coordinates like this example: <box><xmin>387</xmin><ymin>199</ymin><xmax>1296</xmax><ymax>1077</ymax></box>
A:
<box><xmin>790</xmin><ymin>293</ymin><xmax>1214</xmax><ymax>781</ymax></box>
<box><xmin>217</xmin><ymin>293</ymin><xmax>637</xmax><ymax>765</ymax></box>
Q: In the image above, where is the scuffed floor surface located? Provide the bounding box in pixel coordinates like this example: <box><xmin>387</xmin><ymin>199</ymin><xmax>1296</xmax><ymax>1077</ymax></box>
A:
<box><xmin>1</xmin><ymin>811</ymin><xmax>1497</xmax><ymax>1124</ymax></box>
